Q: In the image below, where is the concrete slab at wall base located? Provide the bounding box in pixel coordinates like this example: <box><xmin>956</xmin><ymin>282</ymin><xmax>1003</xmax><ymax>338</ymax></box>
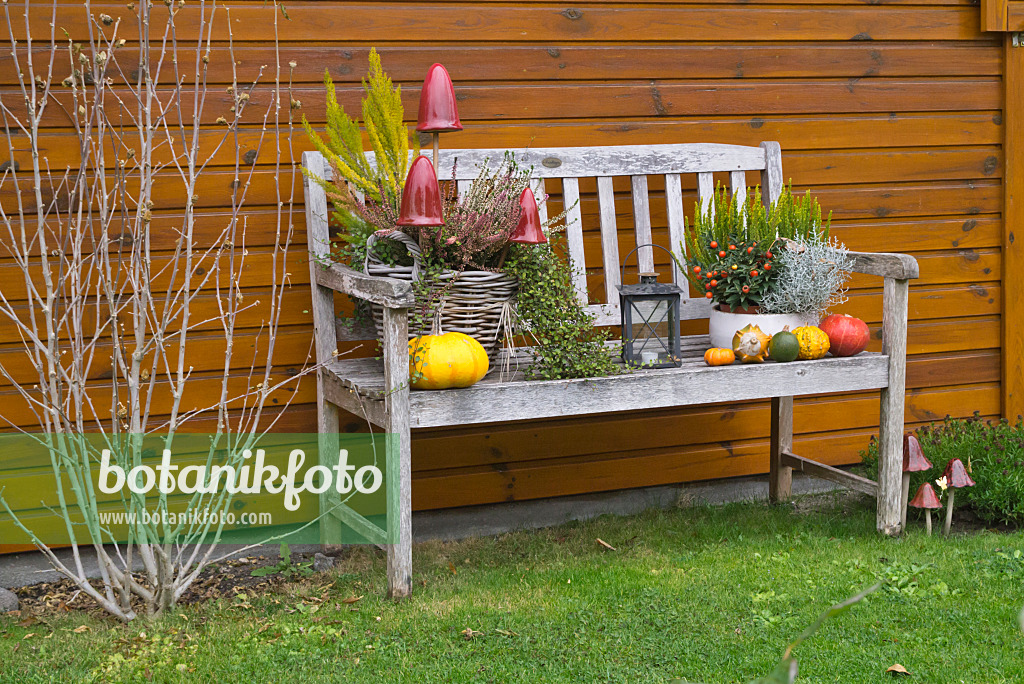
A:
<box><xmin>0</xmin><ymin>474</ymin><xmax>842</xmax><ymax>589</ymax></box>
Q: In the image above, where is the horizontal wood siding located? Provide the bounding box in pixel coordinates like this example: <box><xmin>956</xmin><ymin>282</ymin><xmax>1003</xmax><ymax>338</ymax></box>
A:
<box><xmin>0</xmin><ymin>0</ymin><xmax>1003</xmax><ymax>535</ymax></box>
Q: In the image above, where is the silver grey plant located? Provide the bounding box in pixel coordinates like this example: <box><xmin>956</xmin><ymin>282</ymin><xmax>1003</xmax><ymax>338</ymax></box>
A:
<box><xmin>760</xmin><ymin>235</ymin><xmax>854</xmax><ymax>318</ymax></box>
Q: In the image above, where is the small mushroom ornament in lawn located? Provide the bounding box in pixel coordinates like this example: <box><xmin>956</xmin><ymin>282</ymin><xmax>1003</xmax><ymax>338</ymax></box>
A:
<box><xmin>901</xmin><ymin>434</ymin><xmax>932</xmax><ymax>531</ymax></box>
<box><xmin>942</xmin><ymin>458</ymin><xmax>976</xmax><ymax>536</ymax></box>
<box><xmin>909</xmin><ymin>482</ymin><xmax>942</xmax><ymax>535</ymax></box>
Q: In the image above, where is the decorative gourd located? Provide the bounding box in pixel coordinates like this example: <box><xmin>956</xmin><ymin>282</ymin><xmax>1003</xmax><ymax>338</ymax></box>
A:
<box><xmin>703</xmin><ymin>348</ymin><xmax>736</xmax><ymax>366</ymax></box>
<box><xmin>768</xmin><ymin>327</ymin><xmax>800</xmax><ymax>363</ymax></box>
<box><xmin>818</xmin><ymin>313</ymin><xmax>869</xmax><ymax>357</ymax></box>
<box><xmin>408</xmin><ymin>332</ymin><xmax>489</xmax><ymax>390</ymax></box>
<box><xmin>732</xmin><ymin>324</ymin><xmax>771</xmax><ymax>364</ymax></box>
<box><xmin>792</xmin><ymin>325</ymin><xmax>830</xmax><ymax>360</ymax></box>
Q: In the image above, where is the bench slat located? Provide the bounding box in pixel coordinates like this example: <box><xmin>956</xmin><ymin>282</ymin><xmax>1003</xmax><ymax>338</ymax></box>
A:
<box><xmin>561</xmin><ymin>177</ymin><xmax>588</xmax><ymax>305</ymax></box>
<box><xmin>532</xmin><ymin>178</ymin><xmax>549</xmax><ymax>224</ymax></box>
<box><xmin>665</xmin><ymin>173</ymin><xmax>686</xmax><ymax>288</ymax></box>
<box><xmin>730</xmin><ymin>170</ymin><xmax>747</xmax><ymax>208</ymax></box>
<box><xmin>631</xmin><ymin>175</ymin><xmax>655</xmax><ymax>273</ymax></box>
<box><xmin>697</xmin><ymin>171</ymin><xmax>715</xmax><ymax>219</ymax></box>
<box><xmin>597</xmin><ymin>176</ymin><xmax>621</xmax><ymax>312</ymax></box>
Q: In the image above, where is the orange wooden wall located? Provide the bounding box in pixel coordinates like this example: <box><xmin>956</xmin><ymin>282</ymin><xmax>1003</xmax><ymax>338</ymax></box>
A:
<box><xmin>0</xmin><ymin>1</ymin><xmax>1005</xmax><ymax>517</ymax></box>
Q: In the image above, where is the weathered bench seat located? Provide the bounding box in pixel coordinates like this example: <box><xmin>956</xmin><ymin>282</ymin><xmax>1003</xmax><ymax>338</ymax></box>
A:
<box><xmin>320</xmin><ymin>340</ymin><xmax>891</xmax><ymax>430</ymax></box>
<box><xmin>302</xmin><ymin>142</ymin><xmax>918</xmax><ymax>599</ymax></box>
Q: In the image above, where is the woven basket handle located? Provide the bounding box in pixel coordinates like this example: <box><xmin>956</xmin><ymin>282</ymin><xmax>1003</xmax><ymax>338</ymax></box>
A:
<box><xmin>364</xmin><ymin>229</ymin><xmax>422</xmax><ymax>281</ymax></box>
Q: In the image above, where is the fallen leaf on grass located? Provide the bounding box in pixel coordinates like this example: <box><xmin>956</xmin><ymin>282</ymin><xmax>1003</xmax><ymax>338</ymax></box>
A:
<box><xmin>460</xmin><ymin>627</ymin><xmax>483</xmax><ymax>640</ymax></box>
<box><xmin>72</xmin><ymin>625</ymin><xmax>90</xmax><ymax>634</ymax></box>
<box><xmin>341</xmin><ymin>595</ymin><xmax>363</xmax><ymax>604</ymax></box>
<box><xmin>17</xmin><ymin>617</ymin><xmax>38</xmax><ymax>628</ymax></box>
<box><xmin>886</xmin><ymin>663</ymin><xmax>910</xmax><ymax>676</ymax></box>
<box><xmin>596</xmin><ymin>538</ymin><xmax>616</xmax><ymax>551</ymax></box>
<box><xmin>448</xmin><ymin>563</ymin><xmax>457</xmax><ymax>575</ymax></box>
<box><xmin>495</xmin><ymin>629</ymin><xmax>518</xmax><ymax>637</ymax></box>
<box><xmin>22</xmin><ymin>633</ymin><xmax>35</xmax><ymax>640</ymax></box>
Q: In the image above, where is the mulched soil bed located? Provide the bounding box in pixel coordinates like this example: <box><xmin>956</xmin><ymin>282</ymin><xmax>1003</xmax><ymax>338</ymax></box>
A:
<box><xmin>7</xmin><ymin>550</ymin><xmax>344</xmax><ymax>622</ymax></box>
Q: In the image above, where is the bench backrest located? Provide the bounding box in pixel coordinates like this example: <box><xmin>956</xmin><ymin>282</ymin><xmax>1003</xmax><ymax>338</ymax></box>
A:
<box><xmin>304</xmin><ymin>142</ymin><xmax>784</xmax><ymax>325</ymax></box>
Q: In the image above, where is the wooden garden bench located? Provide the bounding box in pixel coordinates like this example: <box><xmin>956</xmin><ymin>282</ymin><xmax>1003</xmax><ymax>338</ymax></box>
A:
<box><xmin>302</xmin><ymin>142</ymin><xmax>919</xmax><ymax>598</ymax></box>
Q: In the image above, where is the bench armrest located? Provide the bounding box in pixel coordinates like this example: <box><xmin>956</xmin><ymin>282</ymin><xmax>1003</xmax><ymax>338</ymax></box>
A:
<box><xmin>312</xmin><ymin>262</ymin><xmax>415</xmax><ymax>308</ymax></box>
<box><xmin>847</xmin><ymin>251</ymin><xmax>919</xmax><ymax>280</ymax></box>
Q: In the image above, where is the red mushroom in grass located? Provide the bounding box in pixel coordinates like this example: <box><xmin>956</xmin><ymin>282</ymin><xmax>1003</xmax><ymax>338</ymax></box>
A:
<box><xmin>941</xmin><ymin>458</ymin><xmax>976</xmax><ymax>536</ymax></box>
<box><xmin>909</xmin><ymin>483</ymin><xmax>942</xmax><ymax>536</ymax></box>
<box><xmin>901</xmin><ymin>434</ymin><xmax>932</xmax><ymax>531</ymax></box>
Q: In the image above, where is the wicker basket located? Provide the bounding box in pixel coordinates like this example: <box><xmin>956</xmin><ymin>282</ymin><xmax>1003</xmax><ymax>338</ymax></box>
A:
<box><xmin>364</xmin><ymin>231</ymin><xmax>517</xmax><ymax>358</ymax></box>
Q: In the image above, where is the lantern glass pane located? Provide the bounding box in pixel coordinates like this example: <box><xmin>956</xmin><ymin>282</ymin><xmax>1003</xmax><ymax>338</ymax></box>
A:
<box><xmin>628</xmin><ymin>297</ymin><xmax>672</xmax><ymax>365</ymax></box>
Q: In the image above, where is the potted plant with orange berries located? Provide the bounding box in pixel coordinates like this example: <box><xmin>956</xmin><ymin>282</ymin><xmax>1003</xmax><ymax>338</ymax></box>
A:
<box><xmin>679</xmin><ymin>186</ymin><xmax>840</xmax><ymax>349</ymax></box>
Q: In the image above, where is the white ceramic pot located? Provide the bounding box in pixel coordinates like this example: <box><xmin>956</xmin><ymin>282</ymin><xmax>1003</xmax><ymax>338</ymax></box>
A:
<box><xmin>708</xmin><ymin>306</ymin><xmax>818</xmax><ymax>350</ymax></box>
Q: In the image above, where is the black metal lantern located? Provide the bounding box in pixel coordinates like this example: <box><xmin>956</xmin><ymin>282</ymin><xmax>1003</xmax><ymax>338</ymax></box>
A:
<box><xmin>618</xmin><ymin>244</ymin><xmax>683</xmax><ymax>368</ymax></box>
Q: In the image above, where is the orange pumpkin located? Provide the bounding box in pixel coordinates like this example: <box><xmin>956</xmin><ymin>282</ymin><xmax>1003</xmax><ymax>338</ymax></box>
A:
<box><xmin>704</xmin><ymin>348</ymin><xmax>736</xmax><ymax>366</ymax></box>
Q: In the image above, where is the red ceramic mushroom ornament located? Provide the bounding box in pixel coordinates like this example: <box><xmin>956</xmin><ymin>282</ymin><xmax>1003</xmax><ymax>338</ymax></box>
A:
<box><xmin>416</xmin><ymin>63</ymin><xmax>463</xmax><ymax>174</ymax></box>
<box><xmin>909</xmin><ymin>482</ymin><xmax>942</xmax><ymax>535</ymax></box>
<box><xmin>497</xmin><ymin>186</ymin><xmax>546</xmax><ymax>268</ymax></box>
<box><xmin>396</xmin><ymin>155</ymin><xmax>444</xmax><ymax>228</ymax></box>
<box><xmin>510</xmin><ymin>187</ymin><xmax>547</xmax><ymax>245</ymax></box>
<box><xmin>941</xmin><ymin>458</ymin><xmax>976</xmax><ymax>536</ymax></box>
<box><xmin>901</xmin><ymin>434</ymin><xmax>933</xmax><ymax>531</ymax></box>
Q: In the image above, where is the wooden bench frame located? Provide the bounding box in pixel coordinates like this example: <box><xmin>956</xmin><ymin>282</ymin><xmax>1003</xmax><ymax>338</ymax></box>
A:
<box><xmin>302</xmin><ymin>142</ymin><xmax>919</xmax><ymax>598</ymax></box>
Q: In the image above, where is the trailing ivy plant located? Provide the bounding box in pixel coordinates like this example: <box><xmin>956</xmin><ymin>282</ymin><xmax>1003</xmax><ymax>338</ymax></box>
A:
<box><xmin>504</xmin><ymin>235</ymin><xmax>620</xmax><ymax>381</ymax></box>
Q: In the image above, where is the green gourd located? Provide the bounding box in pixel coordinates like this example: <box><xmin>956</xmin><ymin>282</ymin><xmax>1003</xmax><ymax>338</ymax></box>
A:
<box><xmin>769</xmin><ymin>327</ymin><xmax>800</xmax><ymax>363</ymax></box>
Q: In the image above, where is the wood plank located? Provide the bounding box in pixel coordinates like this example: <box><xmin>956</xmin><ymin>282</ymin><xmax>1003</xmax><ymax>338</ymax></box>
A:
<box><xmin>561</xmin><ymin>176</ymin><xmax>588</xmax><ymax>305</ymax></box>
<box><xmin>4</xmin><ymin>44</ymin><xmax>998</xmax><ymax>86</ymax></box>
<box><xmin>407</xmin><ymin>113</ymin><xmax>1004</xmax><ymax>152</ymax></box>
<box><xmin>630</xmin><ymin>175</ymin><xmax>655</xmax><ymax>273</ymax></box>
<box><xmin>1004</xmin><ymin>34</ymin><xmax>1024</xmax><ymax>420</ymax></box>
<box><xmin>408</xmin><ymin>422</ymin><xmax>987</xmax><ymax>511</ymax></box>
<box><xmin>18</xmin><ymin>115</ymin><xmax>1005</xmax><ymax>174</ymax></box>
<box><xmin>664</xmin><ymin>174</ymin><xmax>686</xmax><ymax>287</ymax></box>
<box><xmin>17</xmin><ymin>5</ymin><xmax>985</xmax><ymax>43</ymax></box>
<box><xmin>14</xmin><ymin>79</ymin><xmax>1002</xmax><ymax>129</ymax></box>
<box><xmin>410</xmin><ymin>380</ymin><xmax>999</xmax><ymax>472</ymax></box>
<box><xmin>770</xmin><ymin>396</ymin><xmax>795</xmax><ymax>502</ymax></box>
<box><xmin>403</xmin><ymin>354</ymin><xmax>891</xmax><ymax>429</ymax></box>
<box><xmin>781</xmin><ymin>451</ymin><xmax>878</xmax><ymax>496</ymax></box>
<box><xmin>847</xmin><ymin>251</ymin><xmax>919</xmax><ymax>279</ymax></box>
<box><xmin>597</xmin><ymin>176</ymin><xmax>622</xmax><ymax>312</ymax></box>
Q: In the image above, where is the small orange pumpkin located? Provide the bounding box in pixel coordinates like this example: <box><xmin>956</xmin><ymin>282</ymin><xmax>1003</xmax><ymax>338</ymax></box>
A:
<box><xmin>704</xmin><ymin>347</ymin><xmax>736</xmax><ymax>366</ymax></box>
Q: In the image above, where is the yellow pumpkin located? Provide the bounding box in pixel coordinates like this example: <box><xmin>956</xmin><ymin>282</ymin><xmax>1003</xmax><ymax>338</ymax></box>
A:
<box><xmin>408</xmin><ymin>332</ymin><xmax>489</xmax><ymax>390</ymax></box>
<box><xmin>792</xmin><ymin>325</ymin><xmax>830</xmax><ymax>360</ymax></box>
<box><xmin>732</xmin><ymin>324</ymin><xmax>771</xmax><ymax>364</ymax></box>
<box><xmin>703</xmin><ymin>348</ymin><xmax>735</xmax><ymax>366</ymax></box>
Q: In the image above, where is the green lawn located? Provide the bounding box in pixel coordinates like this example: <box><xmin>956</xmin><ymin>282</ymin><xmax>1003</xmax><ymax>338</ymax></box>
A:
<box><xmin>2</xmin><ymin>493</ymin><xmax>1023</xmax><ymax>683</ymax></box>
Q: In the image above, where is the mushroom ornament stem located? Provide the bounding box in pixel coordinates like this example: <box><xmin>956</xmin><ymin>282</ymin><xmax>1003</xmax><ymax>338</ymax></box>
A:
<box><xmin>943</xmin><ymin>489</ymin><xmax>955</xmax><ymax>536</ymax></box>
<box><xmin>941</xmin><ymin>458</ymin><xmax>975</xmax><ymax>536</ymax></box>
<box><xmin>909</xmin><ymin>482</ymin><xmax>942</xmax><ymax>536</ymax></box>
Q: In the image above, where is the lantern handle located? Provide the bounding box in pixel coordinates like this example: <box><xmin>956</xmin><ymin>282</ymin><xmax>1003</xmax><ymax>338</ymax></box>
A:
<box><xmin>620</xmin><ymin>243</ymin><xmax>677</xmax><ymax>285</ymax></box>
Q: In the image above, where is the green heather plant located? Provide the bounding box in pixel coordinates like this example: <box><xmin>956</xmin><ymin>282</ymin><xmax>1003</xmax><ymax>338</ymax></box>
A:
<box><xmin>862</xmin><ymin>413</ymin><xmax>1024</xmax><ymax>527</ymax></box>
<box><xmin>680</xmin><ymin>185</ymin><xmax>846</xmax><ymax>315</ymax></box>
<box><xmin>304</xmin><ymin>49</ymin><xmax>418</xmax><ymax>269</ymax></box>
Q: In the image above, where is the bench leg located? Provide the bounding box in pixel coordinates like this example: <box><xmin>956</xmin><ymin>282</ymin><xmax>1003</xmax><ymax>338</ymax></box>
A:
<box><xmin>382</xmin><ymin>306</ymin><xmax>412</xmax><ymax>599</ymax></box>
<box><xmin>318</xmin><ymin>400</ymin><xmax>343</xmax><ymax>547</ymax></box>
<box><xmin>877</xmin><ymin>277</ymin><xmax>910</xmax><ymax>536</ymax></box>
<box><xmin>769</xmin><ymin>396</ymin><xmax>794</xmax><ymax>502</ymax></box>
